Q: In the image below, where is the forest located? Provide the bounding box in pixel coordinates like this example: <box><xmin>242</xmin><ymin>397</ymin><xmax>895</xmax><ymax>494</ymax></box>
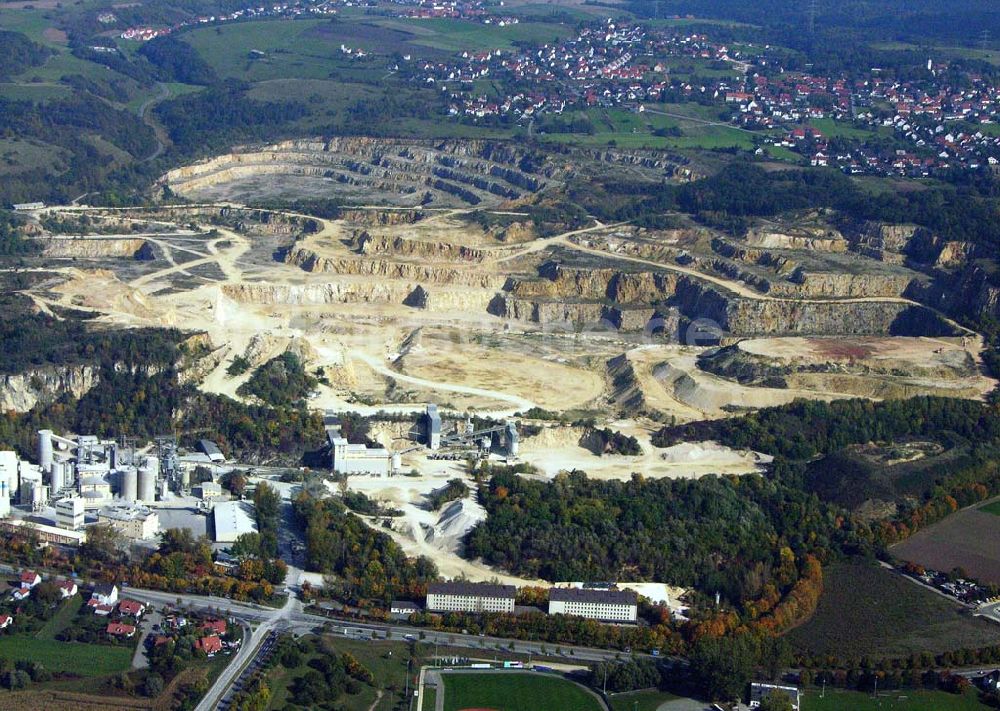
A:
<box><xmin>466</xmin><ymin>469</ymin><xmax>837</xmax><ymax>614</ymax></box>
<box><xmin>237</xmin><ymin>352</ymin><xmax>318</xmax><ymax>409</ymax></box>
<box><xmin>293</xmin><ymin>493</ymin><xmax>438</xmax><ymax>606</ymax></box>
<box><xmin>0</xmin><ymin>31</ymin><xmax>50</xmax><ymax>80</ymax></box>
<box><xmin>627</xmin><ymin>0</ymin><xmax>1000</xmax><ymax>52</ymax></box>
<box><xmin>572</xmin><ymin>162</ymin><xmax>1000</xmax><ymax>250</ymax></box>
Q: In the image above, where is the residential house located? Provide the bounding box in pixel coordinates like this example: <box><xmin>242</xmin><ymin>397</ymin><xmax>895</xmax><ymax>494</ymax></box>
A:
<box><xmin>0</xmin><ymin>615</ymin><xmax>12</xmax><ymax>629</ymax></box>
<box><xmin>390</xmin><ymin>600</ymin><xmax>423</xmax><ymax>619</ymax></box>
<box><xmin>107</xmin><ymin>622</ymin><xmax>136</xmax><ymax>638</ymax></box>
<box><xmin>91</xmin><ymin>583</ymin><xmax>119</xmax><ymax>607</ymax></box>
<box><xmin>58</xmin><ymin>580</ymin><xmax>78</xmax><ymax>598</ymax></box>
<box><xmin>195</xmin><ymin>635</ymin><xmax>223</xmax><ymax>655</ymax></box>
<box><xmin>10</xmin><ymin>587</ymin><xmax>31</xmax><ymax>601</ymax></box>
<box><xmin>201</xmin><ymin>619</ymin><xmax>227</xmax><ymax>635</ymax></box>
<box><xmin>19</xmin><ymin>571</ymin><xmax>41</xmax><ymax>589</ymax></box>
<box><xmin>118</xmin><ymin>599</ymin><xmax>146</xmax><ymax>617</ymax></box>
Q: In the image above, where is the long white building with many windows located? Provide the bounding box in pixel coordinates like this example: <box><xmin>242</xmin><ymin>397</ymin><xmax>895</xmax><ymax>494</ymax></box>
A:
<box><xmin>548</xmin><ymin>587</ymin><xmax>638</xmax><ymax>623</ymax></box>
<box><xmin>425</xmin><ymin>582</ymin><xmax>516</xmax><ymax>614</ymax></box>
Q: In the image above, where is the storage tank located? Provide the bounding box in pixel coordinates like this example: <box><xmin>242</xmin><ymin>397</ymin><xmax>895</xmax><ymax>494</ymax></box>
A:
<box><xmin>180</xmin><ymin>467</ymin><xmax>191</xmax><ymax>488</ymax></box>
<box><xmin>137</xmin><ymin>462</ymin><xmax>156</xmax><ymax>503</ymax></box>
<box><xmin>50</xmin><ymin>460</ymin><xmax>64</xmax><ymax>496</ymax></box>
<box><xmin>391</xmin><ymin>452</ymin><xmax>402</xmax><ymax>474</ymax></box>
<box><xmin>120</xmin><ymin>467</ymin><xmax>138</xmax><ymax>502</ymax></box>
<box><xmin>144</xmin><ymin>456</ymin><xmax>160</xmax><ymax>477</ymax></box>
<box><xmin>38</xmin><ymin>430</ymin><xmax>53</xmax><ymax>474</ymax></box>
<box><xmin>0</xmin><ymin>480</ymin><xmax>11</xmax><ymax>518</ymax></box>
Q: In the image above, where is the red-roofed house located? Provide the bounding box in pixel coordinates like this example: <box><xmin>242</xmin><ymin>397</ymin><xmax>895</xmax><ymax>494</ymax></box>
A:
<box><xmin>152</xmin><ymin>635</ymin><xmax>172</xmax><ymax>647</ymax></box>
<box><xmin>106</xmin><ymin>622</ymin><xmax>136</xmax><ymax>638</ymax></box>
<box><xmin>195</xmin><ymin>635</ymin><xmax>223</xmax><ymax>655</ymax></box>
<box><xmin>58</xmin><ymin>580</ymin><xmax>78</xmax><ymax>598</ymax></box>
<box><xmin>118</xmin><ymin>599</ymin><xmax>146</xmax><ymax>617</ymax></box>
<box><xmin>11</xmin><ymin>587</ymin><xmax>31</xmax><ymax>601</ymax></box>
<box><xmin>19</xmin><ymin>571</ymin><xmax>41</xmax><ymax>588</ymax></box>
<box><xmin>87</xmin><ymin>598</ymin><xmax>115</xmax><ymax>616</ymax></box>
<box><xmin>0</xmin><ymin>615</ymin><xmax>12</xmax><ymax>629</ymax></box>
<box><xmin>201</xmin><ymin>618</ymin><xmax>226</xmax><ymax>635</ymax></box>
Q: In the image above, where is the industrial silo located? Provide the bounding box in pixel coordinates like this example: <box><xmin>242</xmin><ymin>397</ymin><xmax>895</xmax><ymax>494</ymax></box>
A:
<box><xmin>120</xmin><ymin>467</ymin><xmax>138</xmax><ymax>502</ymax></box>
<box><xmin>137</xmin><ymin>461</ymin><xmax>156</xmax><ymax>503</ymax></box>
<box><xmin>0</xmin><ymin>480</ymin><xmax>11</xmax><ymax>518</ymax></box>
<box><xmin>49</xmin><ymin>460</ymin><xmax>64</xmax><ymax>496</ymax></box>
<box><xmin>38</xmin><ymin>430</ymin><xmax>53</xmax><ymax>474</ymax></box>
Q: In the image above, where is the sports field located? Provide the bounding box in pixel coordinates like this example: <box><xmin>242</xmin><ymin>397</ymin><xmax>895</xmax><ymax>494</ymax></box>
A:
<box><xmin>441</xmin><ymin>671</ymin><xmax>603</xmax><ymax>711</ymax></box>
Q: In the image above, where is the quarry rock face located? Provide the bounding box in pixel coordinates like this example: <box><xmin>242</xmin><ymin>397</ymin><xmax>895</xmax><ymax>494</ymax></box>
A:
<box><xmin>0</xmin><ymin>364</ymin><xmax>100</xmax><ymax>412</ymax></box>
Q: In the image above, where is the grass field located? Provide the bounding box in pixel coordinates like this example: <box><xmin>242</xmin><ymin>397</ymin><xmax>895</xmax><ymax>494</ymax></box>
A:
<box><xmin>0</xmin><ymin>137</ymin><xmax>66</xmax><ymax>176</ymax></box>
<box><xmin>978</xmin><ymin>500</ymin><xmax>1000</xmax><ymax>516</ymax></box>
<box><xmin>441</xmin><ymin>671</ymin><xmax>602</xmax><ymax>711</ymax></box>
<box><xmin>35</xmin><ymin>595</ymin><xmax>81</xmax><ymax>641</ymax></box>
<box><xmin>371</xmin><ymin>17</ymin><xmax>572</xmax><ymax>52</ymax></box>
<box><xmin>265</xmin><ymin>634</ymin><xmax>422</xmax><ymax>711</ymax></box>
<box><xmin>892</xmin><ymin>500</ymin><xmax>1000</xmax><ymax>585</ymax></box>
<box><xmin>0</xmin><ymin>82</ymin><xmax>71</xmax><ymax>101</ymax></box>
<box><xmin>0</xmin><ymin>636</ymin><xmax>133</xmax><ymax>677</ymax></box>
<box><xmin>608</xmin><ymin>689</ymin><xmax>683</xmax><ymax>711</ymax></box>
<box><xmin>802</xmin><ymin>687</ymin><xmax>990</xmax><ymax>710</ymax></box>
<box><xmin>421</xmin><ymin>685</ymin><xmax>437</xmax><ymax>711</ymax></box>
<box><xmin>785</xmin><ymin>560</ymin><xmax>1000</xmax><ymax>658</ymax></box>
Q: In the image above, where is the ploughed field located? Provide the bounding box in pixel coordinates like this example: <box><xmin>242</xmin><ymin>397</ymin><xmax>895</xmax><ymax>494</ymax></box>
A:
<box><xmin>785</xmin><ymin>560</ymin><xmax>999</xmax><ymax>658</ymax></box>
<box><xmin>892</xmin><ymin>499</ymin><xmax>1000</xmax><ymax>585</ymax></box>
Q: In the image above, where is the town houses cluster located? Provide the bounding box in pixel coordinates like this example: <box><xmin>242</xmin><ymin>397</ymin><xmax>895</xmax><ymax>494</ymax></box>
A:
<box><xmin>108</xmin><ymin>0</ymin><xmax>1000</xmax><ymax>177</ymax></box>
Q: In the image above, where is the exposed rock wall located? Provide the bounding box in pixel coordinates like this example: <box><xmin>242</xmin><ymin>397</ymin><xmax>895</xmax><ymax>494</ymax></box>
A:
<box><xmin>221</xmin><ymin>282</ymin><xmax>494</xmax><ymax>313</ymax></box>
<box><xmin>41</xmin><ymin>238</ymin><xmax>151</xmax><ymax>259</ymax></box>
<box><xmin>284</xmin><ymin>246</ymin><xmax>504</xmax><ymax>288</ymax></box>
<box><xmin>0</xmin><ymin>365</ymin><xmax>99</xmax><ymax>412</ymax></box>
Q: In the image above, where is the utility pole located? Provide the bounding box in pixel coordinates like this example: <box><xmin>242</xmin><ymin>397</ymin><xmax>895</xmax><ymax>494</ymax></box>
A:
<box><xmin>807</xmin><ymin>0</ymin><xmax>817</xmax><ymax>35</ymax></box>
<box><xmin>981</xmin><ymin>29</ymin><xmax>991</xmax><ymax>52</ymax></box>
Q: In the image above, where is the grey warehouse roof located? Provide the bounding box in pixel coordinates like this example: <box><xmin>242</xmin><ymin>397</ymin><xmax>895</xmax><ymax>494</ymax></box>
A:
<box><xmin>549</xmin><ymin>587</ymin><xmax>638</xmax><ymax>605</ymax></box>
<box><xmin>427</xmin><ymin>582</ymin><xmax>516</xmax><ymax>599</ymax></box>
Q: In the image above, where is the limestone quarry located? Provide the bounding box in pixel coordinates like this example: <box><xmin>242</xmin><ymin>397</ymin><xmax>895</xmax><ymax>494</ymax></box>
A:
<box><xmin>7</xmin><ymin>136</ymin><xmax>997</xmax><ymax>583</ymax></box>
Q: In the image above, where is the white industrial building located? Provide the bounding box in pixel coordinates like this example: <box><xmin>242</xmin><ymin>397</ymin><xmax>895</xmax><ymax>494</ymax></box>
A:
<box><xmin>548</xmin><ymin>587</ymin><xmax>638</xmax><ymax>623</ymax></box>
<box><xmin>0</xmin><ymin>518</ymin><xmax>86</xmax><ymax>546</ymax></box>
<box><xmin>330</xmin><ymin>437</ymin><xmax>395</xmax><ymax>476</ymax></box>
<box><xmin>55</xmin><ymin>497</ymin><xmax>86</xmax><ymax>531</ymax></box>
<box><xmin>425</xmin><ymin>582</ymin><xmax>516</xmax><ymax>614</ymax></box>
<box><xmin>213</xmin><ymin>500</ymin><xmax>258</xmax><ymax>543</ymax></box>
<box><xmin>97</xmin><ymin>504</ymin><xmax>160</xmax><ymax>540</ymax></box>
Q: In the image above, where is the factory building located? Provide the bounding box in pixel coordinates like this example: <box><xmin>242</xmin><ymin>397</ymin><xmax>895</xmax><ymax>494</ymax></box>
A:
<box><xmin>425</xmin><ymin>582</ymin><xmax>516</xmax><ymax>614</ymax></box>
<box><xmin>0</xmin><ymin>451</ymin><xmax>17</xmax><ymax>518</ymax></box>
<box><xmin>425</xmin><ymin>405</ymin><xmax>441</xmax><ymax>450</ymax></box>
<box><xmin>197</xmin><ymin>481</ymin><xmax>223</xmax><ymax>500</ymax></box>
<box><xmin>0</xmin><ymin>519</ymin><xmax>86</xmax><ymax>546</ymax></box>
<box><xmin>197</xmin><ymin>440</ymin><xmax>225</xmax><ymax>463</ymax></box>
<box><xmin>78</xmin><ymin>474</ymin><xmax>112</xmax><ymax>502</ymax></box>
<box><xmin>548</xmin><ymin>587</ymin><xmax>638</xmax><ymax>623</ymax></box>
<box><xmin>55</xmin><ymin>497</ymin><xmax>86</xmax><ymax>531</ymax></box>
<box><xmin>330</xmin><ymin>437</ymin><xmax>394</xmax><ymax>476</ymax></box>
<box><xmin>97</xmin><ymin>504</ymin><xmax>160</xmax><ymax>540</ymax></box>
<box><xmin>213</xmin><ymin>501</ymin><xmax>258</xmax><ymax>543</ymax></box>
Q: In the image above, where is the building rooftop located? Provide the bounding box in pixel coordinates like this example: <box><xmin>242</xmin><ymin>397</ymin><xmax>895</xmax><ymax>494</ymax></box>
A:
<box><xmin>549</xmin><ymin>587</ymin><xmax>638</xmax><ymax>605</ymax></box>
<box><xmin>98</xmin><ymin>504</ymin><xmax>157</xmax><ymax>522</ymax></box>
<box><xmin>213</xmin><ymin>500</ymin><xmax>258</xmax><ymax>540</ymax></box>
<box><xmin>427</xmin><ymin>581</ymin><xmax>516</xmax><ymax>599</ymax></box>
